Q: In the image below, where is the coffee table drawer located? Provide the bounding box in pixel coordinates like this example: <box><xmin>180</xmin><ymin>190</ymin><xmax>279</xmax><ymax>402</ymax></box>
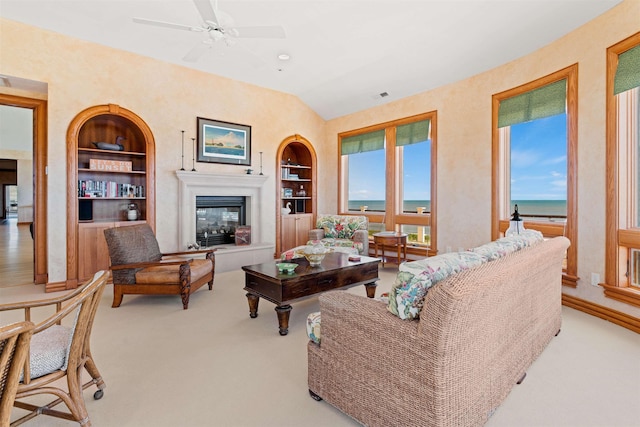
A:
<box><xmin>283</xmin><ymin>264</ymin><xmax>378</xmax><ymax>300</ymax></box>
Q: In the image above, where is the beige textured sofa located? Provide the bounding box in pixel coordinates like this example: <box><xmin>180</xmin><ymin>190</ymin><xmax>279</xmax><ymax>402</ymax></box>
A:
<box><xmin>308</xmin><ymin>236</ymin><xmax>570</xmax><ymax>427</ymax></box>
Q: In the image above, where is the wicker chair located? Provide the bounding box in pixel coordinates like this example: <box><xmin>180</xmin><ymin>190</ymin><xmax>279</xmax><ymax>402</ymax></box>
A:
<box><xmin>103</xmin><ymin>223</ymin><xmax>215</xmax><ymax>309</ymax></box>
<box><xmin>0</xmin><ymin>321</ymin><xmax>34</xmax><ymax>427</ymax></box>
<box><xmin>0</xmin><ymin>270</ymin><xmax>108</xmax><ymax>427</ymax></box>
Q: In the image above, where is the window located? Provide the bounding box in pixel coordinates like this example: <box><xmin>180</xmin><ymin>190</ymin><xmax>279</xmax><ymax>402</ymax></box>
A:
<box><xmin>604</xmin><ymin>32</ymin><xmax>640</xmax><ymax>307</ymax></box>
<box><xmin>339</xmin><ymin>112</ymin><xmax>437</xmax><ymax>255</ymax></box>
<box><xmin>492</xmin><ymin>65</ymin><xmax>578</xmax><ymax>286</ymax></box>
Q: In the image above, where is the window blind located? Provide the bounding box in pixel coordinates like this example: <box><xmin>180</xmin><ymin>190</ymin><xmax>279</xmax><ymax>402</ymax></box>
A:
<box><xmin>396</xmin><ymin>119</ymin><xmax>430</xmax><ymax>146</ymax></box>
<box><xmin>614</xmin><ymin>44</ymin><xmax>640</xmax><ymax>95</ymax></box>
<box><xmin>498</xmin><ymin>79</ymin><xmax>567</xmax><ymax>128</ymax></box>
<box><xmin>341</xmin><ymin>129</ymin><xmax>385</xmax><ymax>155</ymax></box>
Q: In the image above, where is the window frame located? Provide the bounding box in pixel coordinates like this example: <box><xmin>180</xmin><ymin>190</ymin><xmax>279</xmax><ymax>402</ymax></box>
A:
<box><xmin>604</xmin><ymin>32</ymin><xmax>640</xmax><ymax>308</ymax></box>
<box><xmin>492</xmin><ymin>64</ymin><xmax>579</xmax><ymax>286</ymax></box>
<box><xmin>338</xmin><ymin>111</ymin><xmax>437</xmax><ymax>256</ymax></box>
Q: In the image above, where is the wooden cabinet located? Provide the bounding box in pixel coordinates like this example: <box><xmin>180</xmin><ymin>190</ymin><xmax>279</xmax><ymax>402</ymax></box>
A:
<box><xmin>281</xmin><ymin>214</ymin><xmax>313</xmax><ymax>250</ymax></box>
<box><xmin>276</xmin><ymin>135</ymin><xmax>317</xmax><ymax>254</ymax></box>
<box><xmin>66</xmin><ymin>104</ymin><xmax>156</xmax><ymax>286</ymax></box>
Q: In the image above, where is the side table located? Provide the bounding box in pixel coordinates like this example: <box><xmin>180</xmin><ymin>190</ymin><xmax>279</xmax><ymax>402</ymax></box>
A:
<box><xmin>373</xmin><ymin>232</ymin><xmax>408</xmax><ymax>267</ymax></box>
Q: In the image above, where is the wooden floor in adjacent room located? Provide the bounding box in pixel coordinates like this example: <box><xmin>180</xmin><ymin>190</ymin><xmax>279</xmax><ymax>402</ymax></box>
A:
<box><xmin>0</xmin><ymin>216</ymin><xmax>34</xmax><ymax>288</ymax></box>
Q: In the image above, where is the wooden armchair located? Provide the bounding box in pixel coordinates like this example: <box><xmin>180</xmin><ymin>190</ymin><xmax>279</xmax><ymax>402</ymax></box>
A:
<box><xmin>0</xmin><ymin>321</ymin><xmax>34</xmax><ymax>427</ymax></box>
<box><xmin>103</xmin><ymin>223</ymin><xmax>215</xmax><ymax>309</ymax></box>
<box><xmin>0</xmin><ymin>270</ymin><xmax>108</xmax><ymax>426</ymax></box>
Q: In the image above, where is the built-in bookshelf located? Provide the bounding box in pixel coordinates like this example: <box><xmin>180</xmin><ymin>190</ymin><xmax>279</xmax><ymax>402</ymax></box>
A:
<box><xmin>276</xmin><ymin>135</ymin><xmax>317</xmax><ymax>255</ymax></box>
<box><xmin>66</xmin><ymin>104</ymin><xmax>156</xmax><ymax>286</ymax></box>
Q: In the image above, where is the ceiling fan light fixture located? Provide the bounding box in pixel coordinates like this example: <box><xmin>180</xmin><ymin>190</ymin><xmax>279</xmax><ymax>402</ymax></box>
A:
<box><xmin>278</xmin><ymin>53</ymin><xmax>290</xmax><ymax>61</ymax></box>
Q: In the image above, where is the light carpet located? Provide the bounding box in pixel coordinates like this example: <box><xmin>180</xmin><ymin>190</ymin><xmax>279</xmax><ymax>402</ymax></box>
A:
<box><xmin>1</xmin><ymin>267</ymin><xmax>639</xmax><ymax>427</ymax></box>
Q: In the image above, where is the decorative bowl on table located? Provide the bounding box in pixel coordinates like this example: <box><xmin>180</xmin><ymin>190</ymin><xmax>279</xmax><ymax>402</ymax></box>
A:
<box><xmin>303</xmin><ymin>244</ymin><xmax>330</xmax><ymax>267</ymax></box>
<box><xmin>276</xmin><ymin>263</ymin><xmax>298</xmax><ymax>275</ymax></box>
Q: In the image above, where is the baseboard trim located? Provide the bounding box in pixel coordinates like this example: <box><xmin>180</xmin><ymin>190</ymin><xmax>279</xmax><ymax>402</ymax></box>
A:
<box><xmin>562</xmin><ymin>293</ymin><xmax>640</xmax><ymax>334</ymax></box>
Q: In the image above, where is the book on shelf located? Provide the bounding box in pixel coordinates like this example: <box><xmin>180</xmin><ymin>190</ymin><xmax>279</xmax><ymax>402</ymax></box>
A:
<box><xmin>235</xmin><ymin>226</ymin><xmax>251</xmax><ymax>246</ymax></box>
<box><xmin>78</xmin><ymin>180</ymin><xmax>144</xmax><ymax>198</ymax></box>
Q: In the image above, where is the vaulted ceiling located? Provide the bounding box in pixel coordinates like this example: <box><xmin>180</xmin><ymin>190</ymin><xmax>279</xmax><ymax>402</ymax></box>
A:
<box><xmin>0</xmin><ymin>0</ymin><xmax>622</xmax><ymax>119</ymax></box>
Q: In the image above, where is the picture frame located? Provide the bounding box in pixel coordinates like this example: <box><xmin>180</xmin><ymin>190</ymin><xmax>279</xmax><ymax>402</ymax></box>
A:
<box><xmin>196</xmin><ymin>117</ymin><xmax>251</xmax><ymax>166</ymax></box>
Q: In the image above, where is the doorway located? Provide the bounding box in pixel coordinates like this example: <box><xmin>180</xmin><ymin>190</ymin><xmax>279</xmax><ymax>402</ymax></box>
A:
<box><xmin>0</xmin><ymin>91</ymin><xmax>48</xmax><ymax>286</ymax></box>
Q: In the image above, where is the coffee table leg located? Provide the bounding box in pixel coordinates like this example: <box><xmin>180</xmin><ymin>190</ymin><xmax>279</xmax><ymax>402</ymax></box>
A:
<box><xmin>246</xmin><ymin>292</ymin><xmax>259</xmax><ymax>318</ymax></box>
<box><xmin>275</xmin><ymin>305</ymin><xmax>292</xmax><ymax>336</ymax></box>
<box><xmin>364</xmin><ymin>282</ymin><xmax>377</xmax><ymax>298</ymax></box>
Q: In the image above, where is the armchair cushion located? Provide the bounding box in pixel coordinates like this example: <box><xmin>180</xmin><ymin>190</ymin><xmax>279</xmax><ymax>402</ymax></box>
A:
<box><xmin>316</xmin><ymin>214</ymin><xmax>367</xmax><ymax>239</ymax></box>
<box><xmin>26</xmin><ymin>325</ymin><xmax>72</xmax><ymax>380</ymax></box>
<box><xmin>135</xmin><ymin>258</ymin><xmax>213</xmax><ymax>284</ymax></box>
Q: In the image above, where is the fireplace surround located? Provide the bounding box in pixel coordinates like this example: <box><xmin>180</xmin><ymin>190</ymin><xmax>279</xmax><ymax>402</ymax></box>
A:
<box><xmin>176</xmin><ymin>171</ymin><xmax>274</xmax><ymax>272</ymax></box>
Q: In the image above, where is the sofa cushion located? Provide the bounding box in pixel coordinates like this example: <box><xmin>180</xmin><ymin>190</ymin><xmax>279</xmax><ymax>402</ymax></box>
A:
<box><xmin>316</xmin><ymin>215</ymin><xmax>367</xmax><ymax>239</ymax></box>
<box><xmin>387</xmin><ymin>251</ymin><xmax>486</xmax><ymax>320</ymax></box>
<box><xmin>306</xmin><ymin>238</ymin><xmax>363</xmax><ymax>254</ymax></box>
<box><xmin>470</xmin><ymin>229</ymin><xmax>543</xmax><ymax>261</ymax></box>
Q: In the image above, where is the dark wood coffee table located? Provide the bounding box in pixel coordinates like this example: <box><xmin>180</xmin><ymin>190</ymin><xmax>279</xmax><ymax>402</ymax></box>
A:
<box><xmin>242</xmin><ymin>252</ymin><xmax>380</xmax><ymax>335</ymax></box>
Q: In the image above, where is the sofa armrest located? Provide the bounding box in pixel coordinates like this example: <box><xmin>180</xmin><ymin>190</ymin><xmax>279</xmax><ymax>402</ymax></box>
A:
<box><xmin>308</xmin><ymin>291</ymin><xmax>428</xmax><ymax>424</ymax></box>
<box><xmin>308</xmin><ymin>229</ymin><xmax>325</xmax><ymax>241</ymax></box>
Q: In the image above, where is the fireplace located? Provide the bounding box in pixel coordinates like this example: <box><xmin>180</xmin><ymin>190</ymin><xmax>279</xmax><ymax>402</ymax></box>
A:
<box><xmin>195</xmin><ymin>196</ymin><xmax>246</xmax><ymax>246</ymax></box>
<box><xmin>176</xmin><ymin>171</ymin><xmax>274</xmax><ymax>273</ymax></box>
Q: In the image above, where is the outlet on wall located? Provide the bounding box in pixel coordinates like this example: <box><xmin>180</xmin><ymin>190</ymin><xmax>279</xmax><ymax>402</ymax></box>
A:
<box><xmin>591</xmin><ymin>273</ymin><xmax>600</xmax><ymax>287</ymax></box>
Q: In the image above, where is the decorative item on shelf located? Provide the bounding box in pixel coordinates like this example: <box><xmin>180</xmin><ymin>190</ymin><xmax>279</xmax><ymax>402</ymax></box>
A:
<box><xmin>92</xmin><ymin>136</ymin><xmax>125</xmax><ymax>151</ymax></box>
<box><xmin>191</xmin><ymin>137</ymin><xmax>197</xmax><ymax>171</ymax></box>
<box><xmin>246</xmin><ymin>168</ymin><xmax>253</xmax><ymax>174</ymax></box>
<box><xmin>297</xmin><ymin>185</ymin><xmax>306</xmax><ymax>197</ymax></box>
<box><xmin>288</xmin><ymin>173</ymin><xmax>299</xmax><ymax>180</ymax></box>
<box><xmin>259</xmin><ymin>151</ymin><xmax>264</xmax><ymax>175</ymax></box>
<box><xmin>283</xmin><ymin>188</ymin><xmax>293</xmax><ymax>198</ymax></box>
<box><xmin>235</xmin><ymin>225</ymin><xmax>251</xmax><ymax>245</ymax></box>
<box><xmin>126</xmin><ymin>202</ymin><xmax>140</xmax><ymax>221</ymax></box>
<box><xmin>180</xmin><ymin>130</ymin><xmax>185</xmax><ymax>171</ymax></box>
<box><xmin>281</xmin><ymin>167</ymin><xmax>289</xmax><ymax>179</ymax></box>
<box><xmin>89</xmin><ymin>159</ymin><xmax>132</xmax><ymax>172</ymax></box>
<box><xmin>303</xmin><ymin>243</ymin><xmax>329</xmax><ymax>267</ymax></box>
<box><xmin>505</xmin><ymin>204</ymin><xmax>525</xmax><ymax>236</ymax></box>
<box><xmin>282</xmin><ymin>202</ymin><xmax>292</xmax><ymax>215</ymax></box>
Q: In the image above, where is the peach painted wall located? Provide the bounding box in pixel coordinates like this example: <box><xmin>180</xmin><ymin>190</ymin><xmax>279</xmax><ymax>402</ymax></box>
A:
<box><xmin>0</xmin><ymin>18</ymin><xmax>325</xmax><ymax>285</ymax></box>
<box><xmin>324</xmin><ymin>0</ymin><xmax>640</xmax><ymax>317</ymax></box>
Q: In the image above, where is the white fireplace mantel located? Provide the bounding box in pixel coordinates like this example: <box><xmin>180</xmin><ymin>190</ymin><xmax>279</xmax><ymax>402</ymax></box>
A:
<box><xmin>175</xmin><ymin>170</ymin><xmax>274</xmax><ymax>272</ymax></box>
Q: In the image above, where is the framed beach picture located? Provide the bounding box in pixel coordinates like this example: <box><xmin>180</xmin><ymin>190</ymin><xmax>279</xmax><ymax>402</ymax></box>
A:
<box><xmin>196</xmin><ymin>117</ymin><xmax>251</xmax><ymax>166</ymax></box>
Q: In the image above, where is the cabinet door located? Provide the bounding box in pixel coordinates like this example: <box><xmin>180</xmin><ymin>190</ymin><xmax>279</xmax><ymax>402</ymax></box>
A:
<box><xmin>295</xmin><ymin>214</ymin><xmax>313</xmax><ymax>246</ymax></box>
<box><xmin>281</xmin><ymin>215</ymin><xmax>298</xmax><ymax>251</ymax></box>
<box><xmin>78</xmin><ymin>222</ymin><xmax>114</xmax><ymax>281</ymax></box>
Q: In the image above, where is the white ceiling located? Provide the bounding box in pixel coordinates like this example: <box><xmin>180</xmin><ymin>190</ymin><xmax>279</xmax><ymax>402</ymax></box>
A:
<box><xmin>0</xmin><ymin>0</ymin><xmax>622</xmax><ymax>120</ymax></box>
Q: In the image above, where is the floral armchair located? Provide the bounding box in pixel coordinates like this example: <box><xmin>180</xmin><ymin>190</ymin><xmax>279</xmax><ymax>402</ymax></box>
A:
<box><xmin>308</xmin><ymin>214</ymin><xmax>369</xmax><ymax>255</ymax></box>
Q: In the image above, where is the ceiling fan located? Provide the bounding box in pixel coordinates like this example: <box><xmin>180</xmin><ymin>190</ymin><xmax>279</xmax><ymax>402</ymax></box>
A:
<box><xmin>133</xmin><ymin>0</ymin><xmax>286</xmax><ymax>62</ymax></box>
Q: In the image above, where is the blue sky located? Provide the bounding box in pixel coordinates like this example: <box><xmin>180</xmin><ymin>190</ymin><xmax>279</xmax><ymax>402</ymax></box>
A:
<box><xmin>348</xmin><ymin>114</ymin><xmax>567</xmax><ymax>202</ymax></box>
<box><xmin>510</xmin><ymin>114</ymin><xmax>567</xmax><ymax>201</ymax></box>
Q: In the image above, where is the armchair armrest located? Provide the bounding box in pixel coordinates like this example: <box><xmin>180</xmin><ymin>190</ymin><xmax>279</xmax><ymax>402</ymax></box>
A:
<box><xmin>110</xmin><ymin>258</ymin><xmax>194</xmax><ymax>271</ymax></box>
<box><xmin>309</xmin><ymin>229</ymin><xmax>325</xmax><ymax>241</ymax></box>
<box><xmin>162</xmin><ymin>248</ymin><xmax>216</xmax><ymax>257</ymax></box>
<box><xmin>352</xmin><ymin>229</ymin><xmax>369</xmax><ymax>254</ymax></box>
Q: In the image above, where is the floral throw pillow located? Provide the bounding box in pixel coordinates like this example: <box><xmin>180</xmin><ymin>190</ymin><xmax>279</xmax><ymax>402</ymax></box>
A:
<box><xmin>387</xmin><ymin>251</ymin><xmax>486</xmax><ymax>320</ymax></box>
<box><xmin>317</xmin><ymin>215</ymin><xmax>367</xmax><ymax>239</ymax></box>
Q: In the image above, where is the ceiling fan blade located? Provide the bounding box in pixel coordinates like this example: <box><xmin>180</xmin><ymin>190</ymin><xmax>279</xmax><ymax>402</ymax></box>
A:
<box><xmin>183</xmin><ymin>41</ymin><xmax>212</xmax><ymax>62</ymax></box>
<box><xmin>231</xmin><ymin>26</ymin><xmax>286</xmax><ymax>39</ymax></box>
<box><xmin>193</xmin><ymin>0</ymin><xmax>220</xmax><ymax>27</ymax></box>
<box><xmin>133</xmin><ymin>17</ymin><xmax>203</xmax><ymax>32</ymax></box>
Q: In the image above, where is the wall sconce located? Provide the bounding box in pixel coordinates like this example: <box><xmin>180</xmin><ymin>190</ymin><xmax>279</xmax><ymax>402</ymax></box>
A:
<box><xmin>506</xmin><ymin>204</ymin><xmax>525</xmax><ymax>236</ymax></box>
